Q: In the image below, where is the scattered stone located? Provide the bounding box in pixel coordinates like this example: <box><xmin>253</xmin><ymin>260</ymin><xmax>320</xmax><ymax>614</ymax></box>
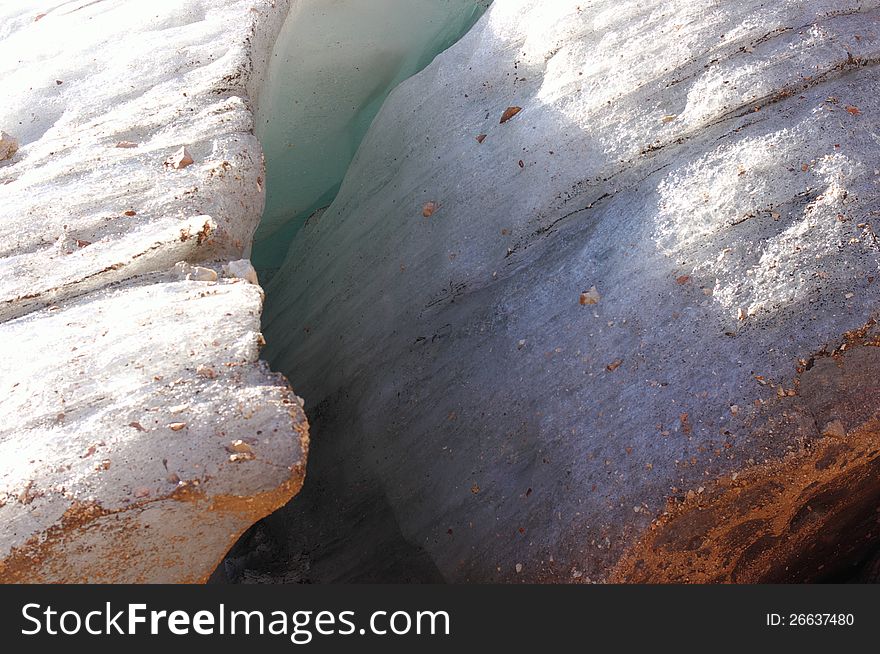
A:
<box><xmin>174</xmin><ymin>261</ymin><xmax>219</xmax><ymax>282</ymax></box>
<box><xmin>196</xmin><ymin>364</ymin><xmax>217</xmax><ymax>379</ymax></box>
<box><xmin>500</xmin><ymin>106</ymin><xmax>522</xmax><ymax>123</ymax></box>
<box><xmin>227</xmin><ymin>440</ymin><xmax>254</xmax><ymax>455</ymax></box>
<box><xmin>0</xmin><ymin>131</ymin><xmax>18</xmax><ymax>161</ymax></box>
<box><xmin>222</xmin><ymin>259</ymin><xmax>258</xmax><ymax>284</ymax></box>
<box><xmin>579</xmin><ymin>286</ymin><xmax>601</xmax><ymax>305</ymax></box>
<box><xmin>821</xmin><ymin>420</ymin><xmax>846</xmax><ymax>440</ymax></box>
<box><xmin>606</xmin><ymin>359</ymin><xmax>623</xmax><ymax>372</ymax></box>
<box><xmin>164</xmin><ymin>146</ymin><xmax>194</xmax><ymax>170</ymax></box>
<box><xmin>422</xmin><ymin>201</ymin><xmax>439</xmax><ymax>218</ymax></box>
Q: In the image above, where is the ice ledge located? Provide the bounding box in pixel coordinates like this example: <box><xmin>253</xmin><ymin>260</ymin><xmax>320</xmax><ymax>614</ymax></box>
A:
<box><xmin>0</xmin><ymin>0</ymin><xmax>307</xmax><ymax>583</ymax></box>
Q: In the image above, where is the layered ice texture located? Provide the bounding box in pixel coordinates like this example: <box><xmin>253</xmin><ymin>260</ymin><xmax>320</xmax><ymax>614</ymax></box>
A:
<box><xmin>252</xmin><ymin>0</ymin><xmax>490</xmax><ymax>274</ymax></box>
<box><xmin>242</xmin><ymin>0</ymin><xmax>880</xmax><ymax>583</ymax></box>
<box><xmin>0</xmin><ymin>0</ymin><xmax>308</xmax><ymax>583</ymax></box>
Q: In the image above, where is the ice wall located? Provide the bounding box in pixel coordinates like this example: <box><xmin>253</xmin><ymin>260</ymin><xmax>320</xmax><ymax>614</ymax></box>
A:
<box><xmin>252</xmin><ymin>0</ymin><xmax>490</xmax><ymax>274</ymax></box>
<box><xmin>249</xmin><ymin>0</ymin><xmax>880</xmax><ymax>583</ymax></box>
<box><xmin>0</xmin><ymin>0</ymin><xmax>307</xmax><ymax>583</ymax></box>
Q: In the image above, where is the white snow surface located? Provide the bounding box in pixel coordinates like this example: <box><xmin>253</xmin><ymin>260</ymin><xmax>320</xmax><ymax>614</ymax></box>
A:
<box><xmin>0</xmin><ymin>0</ymin><xmax>306</xmax><ymax>582</ymax></box>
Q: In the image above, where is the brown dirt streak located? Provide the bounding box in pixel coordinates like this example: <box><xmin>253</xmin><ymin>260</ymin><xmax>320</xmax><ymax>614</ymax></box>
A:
<box><xmin>0</xmin><ymin>415</ymin><xmax>307</xmax><ymax>584</ymax></box>
<box><xmin>610</xmin><ymin>323</ymin><xmax>880</xmax><ymax>583</ymax></box>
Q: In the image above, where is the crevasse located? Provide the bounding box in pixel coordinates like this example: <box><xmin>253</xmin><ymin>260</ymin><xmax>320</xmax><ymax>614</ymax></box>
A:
<box><xmin>251</xmin><ymin>0</ymin><xmax>491</xmax><ymax>278</ymax></box>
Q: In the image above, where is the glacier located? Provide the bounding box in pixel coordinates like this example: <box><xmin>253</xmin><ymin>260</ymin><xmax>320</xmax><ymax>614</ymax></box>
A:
<box><xmin>251</xmin><ymin>0</ymin><xmax>491</xmax><ymax>276</ymax></box>
<box><xmin>240</xmin><ymin>0</ymin><xmax>880</xmax><ymax>583</ymax></box>
<box><xmin>4</xmin><ymin>0</ymin><xmax>878</xmax><ymax>585</ymax></box>
<box><xmin>0</xmin><ymin>0</ymin><xmax>308</xmax><ymax>583</ymax></box>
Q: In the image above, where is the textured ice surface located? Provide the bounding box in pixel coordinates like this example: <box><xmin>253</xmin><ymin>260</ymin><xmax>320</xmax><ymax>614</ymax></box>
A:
<box><xmin>251</xmin><ymin>0</ymin><xmax>490</xmax><ymax>273</ymax></box>
<box><xmin>259</xmin><ymin>0</ymin><xmax>880</xmax><ymax>582</ymax></box>
<box><xmin>0</xmin><ymin>0</ymin><xmax>307</xmax><ymax>582</ymax></box>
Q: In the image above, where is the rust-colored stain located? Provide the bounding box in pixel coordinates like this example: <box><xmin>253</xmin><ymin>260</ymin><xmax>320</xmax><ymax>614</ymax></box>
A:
<box><xmin>0</xmin><ymin>392</ymin><xmax>309</xmax><ymax>584</ymax></box>
<box><xmin>0</xmin><ymin>464</ymin><xmax>307</xmax><ymax>584</ymax></box>
<box><xmin>611</xmin><ymin>417</ymin><xmax>880</xmax><ymax>583</ymax></box>
<box><xmin>612</xmin><ymin>319</ymin><xmax>880</xmax><ymax>583</ymax></box>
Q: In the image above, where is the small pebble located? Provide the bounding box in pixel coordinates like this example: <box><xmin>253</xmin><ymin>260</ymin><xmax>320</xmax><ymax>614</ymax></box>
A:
<box><xmin>196</xmin><ymin>365</ymin><xmax>217</xmax><ymax>379</ymax></box>
<box><xmin>164</xmin><ymin>146</ymin><xmax>194</xmax><ymax>170</ymax></box>
<box><xmin>579</xmin><ymin>286</ymin><xmax>601</xmax><ymax>305</ymax></box>
<box><xmin>227</xmin><ymin>440</ymin><xmax>253</xmax><ymax>454</ymax></box>
<box><xmin>422</xmin><ymin>201</ymin><xmax>438</xmax><ymax>218</ymax></box>
<box><xmin>0</xmin><ymin>131</ymin><xmax>18</xmax><ymax>161</ymax></box>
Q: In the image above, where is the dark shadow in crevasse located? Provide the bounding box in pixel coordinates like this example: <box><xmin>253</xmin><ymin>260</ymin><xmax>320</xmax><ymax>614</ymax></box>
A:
<box><xmin>211</xmin><ymin>391</ymin><xmax>444</xmax><ymax>584</ymax></box>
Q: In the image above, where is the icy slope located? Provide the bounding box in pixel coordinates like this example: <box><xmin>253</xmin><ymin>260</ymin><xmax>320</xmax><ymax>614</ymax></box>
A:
<box><xmin>261</xmin><ymin>0</ymin><xmax>880</xmax><ymax>582</ymax></box>
<box><xmin>0</xmin><ymin>0</ymin><xmax>307</xmax><ymax>582</ymax></box>
<box><xmin>251</xmin><ymin>0</ymin><xmax>490</xmax><ymax>273</ymax></box>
